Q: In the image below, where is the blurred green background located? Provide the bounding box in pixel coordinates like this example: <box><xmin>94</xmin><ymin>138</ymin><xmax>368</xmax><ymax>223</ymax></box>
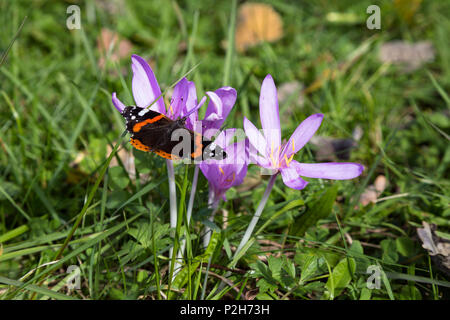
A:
<box><xmin>0</xmin><ymin>0</ymin><xmax>448</xmax><ymax>300</ymax></box>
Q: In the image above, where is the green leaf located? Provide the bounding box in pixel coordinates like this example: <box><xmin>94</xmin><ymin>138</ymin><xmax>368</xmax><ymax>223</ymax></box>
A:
<box><xmin>267</xmin><ymin>255</ymin><xmax>283</xmax><ymax>281</ymax></box>
<box><xmin>0</xmin><ymin>225</ymin><xmax>29</xmax><ymax>243</ymax></box>
<box><xmin>398</xmin><ymin>285</ymin><xmax>422</xmax><ymax>300</ymax></box>
<box><xmin>0</xmin><ymin>180</ymin><xmax>21</xmax><ymax>200</ymax></box>
<box><xmin>349</xmin><ymin>240</ymin><xmax>364</xmax><ymax>255</ymax></box>
<box><xmin>169</xmin><ymin>232</ymin><xmax>221</xmax><ymax>299</ymax></box>
<box><xmin>106</xmin><ymin>190</ymin><xmax>130</xmax><ymax>209</ymax></box>
<box><xmin>360</xmin><ymin>287</ymin><xmax>372</xmax><ymax>300</ymax></box>
<box><xmin>255</xmin><ymin>199</ymin><xmax>305</xmax><ymax>235</ymax></box>
<box><xmin>202</xmin><ymin>219</ymin><xmax>220</xmax><ymax>232</ymax></box>
<box><xmin>295</xmin><ymin>249</ymin><xmax>340</xmax><ymax>283</ymax></box>
<box><xmin>396</xmin><ymin>237</ymin><xmax>415</xmax><ymax>257</ymax></box>
<box><xmin>109</xmin><ymin>166</ymin><xmax>130</xmax><ymax>190</ymax></box>
<box><xmin>128</xmin><ymin>222</ymin><xmax>170</xmax><ymax>250</ymax></box>
<box><xmin>290</xmin><ymin>185</ymin><xmax>338</xmax><ymax>237</ymax></box>
<box><xmin>0</xmin><ymin>276</ymin><xmax>78</xmax><ymax>300</ymax></box>
<box><xmin>256</xmin><ymin>278</ymin><xmax>278</xmax><ymax>294</ymax></box>
<box><xmin>323</xmin><ymin>258</ymin><xmax>356</xmax><ymax>300</ymax></box>
<box><xmin>381</xmin><ymin>239</ymin><xmax>399</xmax><ymax>264</ymax></box>
<box><xmin>298</xmin><ymin>254</ymin><xmax>321</xmax><ymax>283</ymax></box>
<box><xmin>348</xmin><ymin>240</ymin><xmax>371</xmax><ymax>273</ymax></box>
<box><xmin>137</xmin><ymin>270</ymin><xmax>147</xmax><ymax>283</ymax></box>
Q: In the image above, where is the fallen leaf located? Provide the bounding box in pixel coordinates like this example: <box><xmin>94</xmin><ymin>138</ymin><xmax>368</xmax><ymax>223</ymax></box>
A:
<box><xmin>235</xmin><ymin>3</ymin><xmax>283</xmax><ymax>52</ymax></box>
<box><xmin>97</xmin><ymin>28</ymin><xmax>133</xmax><ymax>69</ymax></box>
<box><xmin>417</xmin><ymin>222</ymin><xmax>450</xmax><ymax>276</ymax></box>
<box><xmin>359</xmin><ymin>175</ymin><xmax>387</xmax><ymax>206</ymax></box>
<box><xmin>379</xmin><ymin>40</ymin><xmax>435</xmax><ymax>73</ymax></box>
<box><xmin>107</xmin><ymin>145</ymin><xmax>143</xmax><ymax>182</ymax></box>
<box><xmin>309</xmin><ymin>126</ymin><xmax>362</xmax><ymax>162</ymax></box>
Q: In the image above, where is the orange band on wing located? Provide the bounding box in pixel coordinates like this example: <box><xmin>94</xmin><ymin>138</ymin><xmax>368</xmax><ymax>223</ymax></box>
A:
<box><xmin>132</xmin><ymin>114</ymin><xmax>165</xmax><ymax>132</ymax></box>
<box><xmin>190</xmin><ymin>133</ymin><xmax>204</xmax><ymax>159</ymax></box>
<box><xmin>154</xmin><ymin>149</ymin><xmax>180</xmax><ymax>160</ymax></box>
<box><xmin>130</xmin><ymin>138</ymin><xmax>151</xmax><ymax>152</ymax></box>
<box><xmin>130</xmin><ymin>138</ymin><xmax>180</xmax><ymax>160</ymax></box>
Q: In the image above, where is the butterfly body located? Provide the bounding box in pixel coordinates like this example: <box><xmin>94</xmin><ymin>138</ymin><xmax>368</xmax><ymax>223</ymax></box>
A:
<box><xmin>122</xmin><ymin>106</ymin><xmax>226</xmax><ymax>161</ymax></box>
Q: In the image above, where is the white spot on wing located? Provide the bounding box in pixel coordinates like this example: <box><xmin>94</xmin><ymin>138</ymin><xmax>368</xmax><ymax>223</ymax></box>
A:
<box><xmin>138</xmin><ymin>108</ymin><xmax>149</xmax><ymax>117</ymax></box>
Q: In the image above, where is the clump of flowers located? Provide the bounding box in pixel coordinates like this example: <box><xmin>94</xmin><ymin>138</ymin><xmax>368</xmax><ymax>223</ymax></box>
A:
<box><xmin>111</xmin><ymin>56</ymin><xmax>364</xmax><ymax>273</ymax></box>
<box><xmin>236</xmin><ymin>74</ymin><xmax>364</xmax><ymax>257</ymax></box>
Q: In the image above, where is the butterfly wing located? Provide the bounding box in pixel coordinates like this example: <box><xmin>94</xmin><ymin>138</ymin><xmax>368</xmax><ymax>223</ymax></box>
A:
<box><xmin>122</xmin><ymin>106</ymin><xmax>227</xmax><ymax>160</ymax></box>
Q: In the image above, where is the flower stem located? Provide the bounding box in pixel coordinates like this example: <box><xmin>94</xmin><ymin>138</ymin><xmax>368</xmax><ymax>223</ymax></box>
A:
<box><xmin>166</xmin><ymin>159</ymin><xmax>177</xmax><ymax>260</ymax></box>
<box><xmin>186</xmin><ymin>166</ymin><xmax>199</xmax><ymax>228</ymax></box>
<box><xmin>234</xmin><ymin>173</ymin><xmax>277</xmax><ymax>259</ymax></box>
<box><xmin>203</xmin><ymin>197</ymin><xmax>219</xmax><ymax>248</ymax></box>
<box><xmin>218</xmin><ymin>174</ymin><xmax>277</xmax><ymax>292</ymax></box>
<box><xmin>175</xmin><ymin>165</ymin><xmax>199</xmax><ymax>275</ymax></box>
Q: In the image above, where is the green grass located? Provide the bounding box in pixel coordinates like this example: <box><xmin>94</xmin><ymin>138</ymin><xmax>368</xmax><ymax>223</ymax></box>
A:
<box><xmin>0</xmin><ymin>0</ymin><xmax>449</xmax><ymax>300</ymax></box>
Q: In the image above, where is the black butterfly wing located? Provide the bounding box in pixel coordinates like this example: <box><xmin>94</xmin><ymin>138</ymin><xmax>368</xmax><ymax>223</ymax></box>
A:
<box><xmin>122</xmin><ymin>106</ymin><xmax>172</xmax><ymax>133</ymax></box>
<box><xmin>122</xmin><ymin>106</ymin><xmax>226</xmax><ymax>160</ymax></box>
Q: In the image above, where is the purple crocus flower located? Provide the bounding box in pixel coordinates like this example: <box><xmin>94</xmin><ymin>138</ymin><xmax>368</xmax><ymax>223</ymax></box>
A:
<box><xmin>199</xmin><ymin>129</ymin><xmax>249</xmax><ymax>248</ymax></box>
<box><xmin>112</xmin><ymin>54</ymin><xmax>205</xmax><ymax>120</ymax></box>
<box><xmin>199</xmin><ymin>129</ymin><xmax>249</xmax><ymax>203</ymax></box>
<box><xmin>112</xmin><ymin>54</ymin><xmax>237</xmax><ymax>139</ymax></box>
<box><xmin>183</xmin><ymin>86</ymin><xmax>237</xmax><ymax>139</ymax></box>
<box><xmin>244</xmin><ymin>74</ymin><xmax>364</xmax><ymax>189</ymax></box>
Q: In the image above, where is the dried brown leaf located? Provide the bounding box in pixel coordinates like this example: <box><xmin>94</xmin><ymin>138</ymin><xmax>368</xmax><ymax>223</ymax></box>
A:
<box><xmin>97</xmin><ymin>28</ymin><xmax>133</xmax><ymax>69</ymax></box>
<box><xmin>379</xmin><ymin>40</ymin><xmax>434</xmax><ymax>73</ymax></box>
<box><xmin>235</xmin><ymin>3</ymin><xmax>283</xmax><ymax>52</ymax></box>
<box><xmin>417</xmin><ymin>222</ymin><xmax>450</xmax><ymax>276</ymax></box>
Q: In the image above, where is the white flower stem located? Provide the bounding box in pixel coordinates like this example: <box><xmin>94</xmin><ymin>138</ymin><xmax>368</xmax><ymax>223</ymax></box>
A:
<box><xmin>166</xmin><ymin>159</ymin><xmax>177</xmax><ymax>260</ymax></box>
<box><xmin>186</xmin><ymin>166</ymin><xmax>199</xmax><ymax>230</ymax></box>
<box><xmin>218</xmin><ymin>173</ymin><xmax>278</xmax><ymax>292</ymax></box>
<box><xmin>234</xmin><ymin>173</ymin><xmax>277</xmax><ymax>259</ymax></box>
<box><xmin>175</xmin><ymin>165</ymin><xmax>199</xmax><ymax>276</ymax></box>
<box><xmin>203</xmin><ymin>197</ymin><xmax>219</xmax><ymax>248</ymax></box>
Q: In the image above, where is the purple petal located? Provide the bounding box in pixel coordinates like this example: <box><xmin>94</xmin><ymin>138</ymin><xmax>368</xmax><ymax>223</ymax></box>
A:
<box><xmin>183</xmin><ymin>81</ymin><xmax>199</xmax><ymax>130</ymax></box>
<box><xmin>223</xmin><ymin>138</ymin><xmax>249</xmax><ymax>167</ymax></box>
<box><xmin>186</xmin><ymin>96</ymin><xmax>207</xmax><ymax>133</ymax></box>
<box><xmin>204</xmin><ymin>87</ymin><xmax>237</xmax><ymax>128</ymax></box>
<box><xmin>259</xmin><ymin>74</ymin><xmax>281</xmax><ymax>151</ymax></box>
<box><xmin>203</xmin><ymin>91</ymin><xmax>222</xmax><ymax>122</ymax></box>
<box><xmin>213</xmin><ymin>128</ymin><xmax>236</xmax><ymax>149</ymax></box>
<box><xmin>131</xmin><ymin>54</ymin><xmax>165</xmax><ymax>113</ymax></box>
<box><xmin>233</xmin><ymin>163</ymin><xmax>248</xmax><ymax>187</ymax></box>
<box><xmin>112</xmin><ymin>92</ymin><xmax>126</xmax><ymax>113</ymax></box>
<box><xmin>295</xmin><ymin>162</ymin><xmax>364</xmax><ymax>180</ymax></box>
<box><xmin>186</xmin><ymin>80</ymin><xmax>198</xmax><ymax>112</ymax></box>
<box><xmin>243</xmin><ymin>117</ymin><xmax>267</xmax><ymax>157</ymax></box>
<box><xmin>250</xmin><ymin>152</ymin><xmax>272</xmax><ymax>168</ymax></box>
<box><xmin>280</xmin><ymin>167</ymin><xmax>309</xmax><ymax>190</ymax></box>
<box><xmin>199</xmin><ymin>163</ymin><xmax>222</xmax><ymax>191</ymax></box>
<box><xmin>169</xmin><ymin>78</ymin><xmax>189</xmax><ymax>119</ymax></box>
<box><xmin>282</xmin><ymin>113</ymin><xmax>324</xmax><ymax>158</ymax></box>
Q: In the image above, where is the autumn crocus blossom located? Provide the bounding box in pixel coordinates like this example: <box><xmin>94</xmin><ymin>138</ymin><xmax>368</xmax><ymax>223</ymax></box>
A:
<box><xmin>112</xmin><ymin>54</ymin><xmax>206</xmax><ymax>121</ymax></box>
<box><xmin>184</xmin><ymin>87</ymin><xmax>237</xmax><ymax>139</ymax></box>
<box><xmin>232</xmin><ymin>74</ymin><xmax>364</xmax><ymax>262</ymax></box>
<box><xmin>199</xmin><ymin>129</ymin><xmax>249</xmax><ymax>203</ymax></box>
<box><xmin>112</xmin><ymin>54</ymin><xmax>208</xmax><ymax>265</ymax></box>
<box><xmin>244</xmin><ymin>74</ymin><xmax>364</xmax><ymax>189</ymax></box>
<box><xmin>198</xmin><ymin>129</ymin><xmax>248</xmax><ymax>247</ymax></box>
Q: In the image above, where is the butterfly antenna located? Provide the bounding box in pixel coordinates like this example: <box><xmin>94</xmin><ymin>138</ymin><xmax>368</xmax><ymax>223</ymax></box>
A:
<box><xmin>181</xmin><ymin>96</ymin><xmax>207</xmax><ymax>121</ymax></box>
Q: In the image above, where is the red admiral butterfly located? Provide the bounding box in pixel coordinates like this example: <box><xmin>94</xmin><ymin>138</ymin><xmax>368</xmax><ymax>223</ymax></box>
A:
<box><xmin>122</xmin><ymin>106</ymin><xmax>226</xmax><ymax>161</ymax></box>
